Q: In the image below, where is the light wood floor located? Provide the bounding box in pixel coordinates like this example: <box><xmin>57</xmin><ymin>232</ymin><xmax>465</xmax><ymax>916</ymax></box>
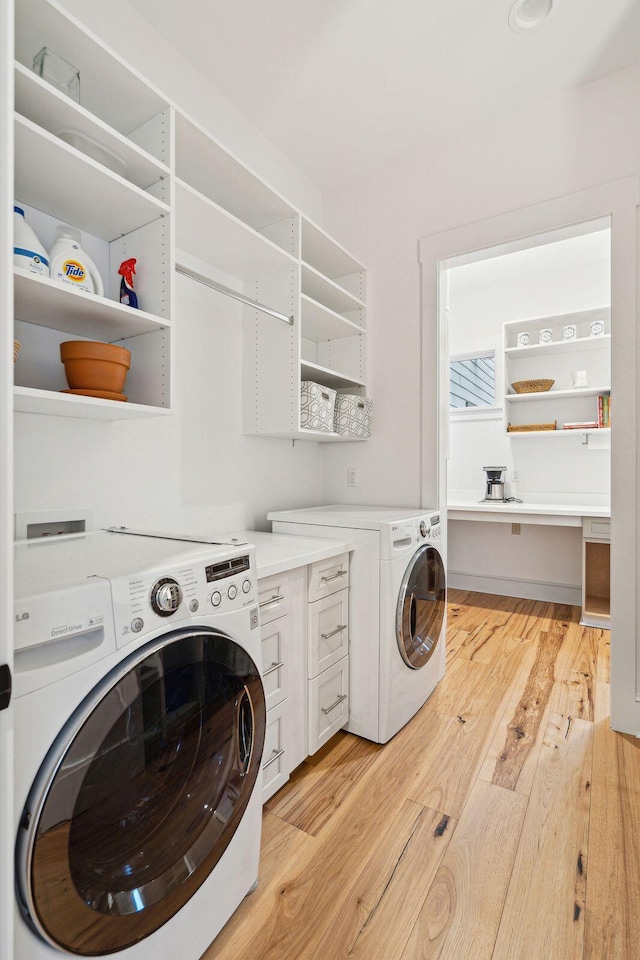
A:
<box><xmin>203</xmin><ymin>590</ymin><xmax>640</xmax><ymax>960</ymax></box>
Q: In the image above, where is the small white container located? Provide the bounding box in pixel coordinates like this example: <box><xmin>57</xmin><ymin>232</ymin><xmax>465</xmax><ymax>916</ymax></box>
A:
<box><xmin>334</xmin><ymin>395</ymin><xmax>372</xmax><ymax>438</ymax></box>
<box><xmin>539</xmin><ymin>328</ymin><xmax>553</xmax><ymax>344</ymax></box>
<box><xmin>563</xmin><ymin>324</ymin><xmax>577</xmax><ymax>341</ymax></box>
<box><xmin>590</xmin><ymin>319</ymin><xmax>605</xmax><ymax>338</ymax></box>
<box><xmin>300</xmin><ymin>381</ymin><xmax>336</xmax><ymax>433</ymax></box>
<box><xmin>516</xmin><ymin>331</ymin><xmax>530</xmax><ymax>347</ymax></box>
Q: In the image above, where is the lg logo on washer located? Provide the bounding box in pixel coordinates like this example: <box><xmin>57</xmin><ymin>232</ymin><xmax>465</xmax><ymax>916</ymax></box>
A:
<box><xmin>15</xmin><ymin>611</ymin><xmax>29</xmax><ymax>622</ymax></box>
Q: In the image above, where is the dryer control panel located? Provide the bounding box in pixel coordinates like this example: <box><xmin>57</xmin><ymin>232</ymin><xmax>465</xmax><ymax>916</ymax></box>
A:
<box><xmin>110</xmin><ymin>551</ymin><xmax>258</xmax><ymax>648</ymax></box>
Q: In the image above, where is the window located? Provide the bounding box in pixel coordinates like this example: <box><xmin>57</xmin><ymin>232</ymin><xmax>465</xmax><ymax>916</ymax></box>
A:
<box><xmin>449</xmin><ymin>351</ymin><xmax>495</xmax><ymax>409</ymax></box>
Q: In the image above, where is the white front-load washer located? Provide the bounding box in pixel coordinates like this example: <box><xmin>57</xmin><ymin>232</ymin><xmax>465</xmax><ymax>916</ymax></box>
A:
<box><xmin>13</xmin><ymin>530</ymin><xmax>265</xmax><ymax>959</ymax></box>
<box><xmin>268</xmin><ymin>505</ymin><xmax>446</xmax><ymax>743</ymax></box>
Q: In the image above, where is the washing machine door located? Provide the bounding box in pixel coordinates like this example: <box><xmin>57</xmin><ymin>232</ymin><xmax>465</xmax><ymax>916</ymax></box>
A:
<box><xmin>16</xmin><ymin>626</ymin><xmax>265</xmax><ymax>956</ymax></box>
<box><xmin>396</xmin><ymin>544</ymin><xmax>446</xmax><ymax>669</ymax></box>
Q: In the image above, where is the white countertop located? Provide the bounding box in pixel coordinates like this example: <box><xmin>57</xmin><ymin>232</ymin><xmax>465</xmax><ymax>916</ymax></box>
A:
<box><xmin>448</xmin><ymin>500</ymin><xmax>610</xmax><ymax>526</ymax></box>
<box><xmin>245</xmin><ymin>531</ymin><xmax>355</xmax><ymax>579</ymax></box>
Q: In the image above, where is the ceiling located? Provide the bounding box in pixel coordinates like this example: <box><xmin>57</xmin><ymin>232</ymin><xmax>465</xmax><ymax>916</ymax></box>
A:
<box><xmin>127</xmin><ymin>0</ymin><xmax>640</xmax><ymax>191</ymax></box>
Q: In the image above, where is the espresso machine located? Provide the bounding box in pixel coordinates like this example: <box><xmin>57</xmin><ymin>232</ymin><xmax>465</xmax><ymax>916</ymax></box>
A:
<box><xmin>482</xmin><ymin>465</ymin><xmax>507</xmax><ymax>501</ymax></box>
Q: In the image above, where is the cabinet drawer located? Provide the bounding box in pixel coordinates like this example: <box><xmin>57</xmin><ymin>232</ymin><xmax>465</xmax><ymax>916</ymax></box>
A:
<box><xmin>261</xmin><ymin>615</ymin><xmax>289</xmax><ymax>711</ymax></box>
<box><xmin>308</xmin><ymin>588</ymin><xmax>349</xmax><ymax>678</ymax></box>
<box><xmin>308</xmin><ymin>657</ymin><xmax>349</xmax><ymax>755</ymax></box>
<box><xmin>257</xmin><ymin>572</ymin><xmax>291</xmax><ymax>624</ymax></box>
<box><xmin>308</xmin><ymin>552</ymin><xmax>350</xmax><ymax>602</ymax></box>
<box><xmin>582</xmin><ymin>517</ymin><xmax>610</xmax><ymax>541</ymax></box>
<box><xmin>262</xmin><ymin>699</ymin><xmax>290</xmax><ymax>803</ymax></box>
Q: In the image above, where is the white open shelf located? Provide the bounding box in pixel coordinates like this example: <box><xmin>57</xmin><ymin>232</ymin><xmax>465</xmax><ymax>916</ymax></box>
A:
<box><xmin>175</xmin><ymin>180</ymin><xmax>296</xmax><ymax>281</ymax></box>
<box><xmin>508</xmin><ymin>428</ymin><xmax>610</xmax><ymax>438</ymax></box>
<box><xmin>301</xmin><ymin>295</ymin><xmax>365</xmax><ymax>341</ymax></box>
<box><xmin>506</xmin><ymin>386</ymin><xmax>610</xmax><ymax>403</ymax></box>
<box><xmin>301</xmin><ymin>216</ymin><xmax>365</xmax><ymax>281</ymax></box>
<box><xmin>301</xmin><ymin>263</ymin><xmax>366</xmax><ymax>317</ymax></box>
<box><xmin>14</xmin><ymin>115</ymin><xmax>169</xmax><ymax>241</ymax></box>
<box><xmin>505</xmin><ymin>334</ymin><xmax>611</xmax><ymax>360</ymax></box>
<box><xmin>175</xmin><ymin>111</ymin><xmax>297</xmax><ymax>232</ymax></box>
<box><xmin>14</xmin><ymin>268</ymin><xmax>169</xmax><ymax>340</ymax></box>
<box><xmin>14</xmin><ymin>63</ymin><xmax>169</xmax><ymax>191</ymax></box>
<box><xmin>301</xmin><ymin>360</ymin><xmax>365</xmax><ymax>391</ymax></box>
<box><xmin>15</xmin><ymin>0</ymin><xmax>169</xmax><ymax>135</ymax></box>
<box><xmin>14</xmin><ymin>386</ymin><xmax>171</xmax><ymax>420</ymax></box>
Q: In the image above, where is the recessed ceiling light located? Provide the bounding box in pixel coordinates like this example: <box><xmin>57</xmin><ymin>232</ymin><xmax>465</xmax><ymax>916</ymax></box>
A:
<box><xmin>509</xmin><ymin>0</ymin><xmax>555</xmax><ymax>32</ymax></box>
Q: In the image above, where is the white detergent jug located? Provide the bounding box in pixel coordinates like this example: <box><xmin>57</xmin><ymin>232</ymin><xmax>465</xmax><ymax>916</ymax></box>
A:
<box><xmin>49</xmin><ymin>224</ymin><xmax>104</xmax><ymax>296</ymax></box>
<box><xmin>14</xmin><ymin>206</ymin><xmax>49</xmax><ymax>276</ymax></box>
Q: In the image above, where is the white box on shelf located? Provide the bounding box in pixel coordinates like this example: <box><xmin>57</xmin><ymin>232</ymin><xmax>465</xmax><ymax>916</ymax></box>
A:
<box><xmin>300</xmin><ymin>381</ymin><xmax>336</xmax><ymax>432</ymax></box>
<box><xmin>334</xmin><ymin>394</ymin><xmax>372</xmax><ymax>438</ymax></box>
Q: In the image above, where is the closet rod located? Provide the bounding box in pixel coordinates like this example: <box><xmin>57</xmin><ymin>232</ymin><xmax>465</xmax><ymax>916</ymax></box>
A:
<box><xmin>175</xmin><ymin>263</ymin><xmax>294</xmax><ymax>325</ymax></box>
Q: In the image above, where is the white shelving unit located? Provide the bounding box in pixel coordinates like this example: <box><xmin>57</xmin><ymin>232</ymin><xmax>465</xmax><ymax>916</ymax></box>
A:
<box><xmin>12</xmin><ymin>0</ymin><xmax>368</xmax><ymax>438</ymax></box>
<box><xmin>13</xmin><ymin>0</ymin><xmax>173</xmax><ymax>418</ymax></box>
<box><xmin>503</xmin><ymin>308</ymin><xmax>611</xmax><ymax>437</ymax></box>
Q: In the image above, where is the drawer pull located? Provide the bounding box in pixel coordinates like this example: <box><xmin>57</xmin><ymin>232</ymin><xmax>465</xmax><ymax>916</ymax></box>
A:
<box><xmin>321</xmin><ymin>693</ymin><xmax>347</xmax><ymax>715</ymax></box>
<box><xmin>321</xmin><ymin>624</ymin><xmax>347</xmax><ymax>640</ymax></box>
<box><xmin>263</xmin><ymin>747</ymin><xmax>285</xmax><ymax>769</ymax></box>
<box><xmin>321</xmin><ymin>569</ymin><xmax>347</xmax><ymax>584</ymax></box>
<box><xmin>263</xmin><ymin>659</ymin><xmax>284</xmax><ymax>677</ymax></box>
<box><xmin>259</xmin><ymin>593</ymin><xmax>285</xmax><ymax>608</ymax></box>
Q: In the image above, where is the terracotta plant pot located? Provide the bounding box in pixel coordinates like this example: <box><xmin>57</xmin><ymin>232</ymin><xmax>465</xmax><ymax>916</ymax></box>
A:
<box><xmin>60</xmin><ymin>340</ymin><xmax>131</xmax><ymax>393</ymax></box>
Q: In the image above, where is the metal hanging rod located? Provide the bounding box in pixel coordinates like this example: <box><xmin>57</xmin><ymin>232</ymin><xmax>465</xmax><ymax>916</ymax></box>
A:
<box><xmin>175</xmin><ymin>263</ymin><xmax>294</xmax><ymax>325</ymax></box>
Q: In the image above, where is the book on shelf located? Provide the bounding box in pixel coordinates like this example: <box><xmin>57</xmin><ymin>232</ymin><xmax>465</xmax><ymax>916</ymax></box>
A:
<box><xmin>563</xmin><ymin>421</ymin><xmax>599</xmax><ymax>430</ymax></box>
<box><xmin>597</xmin><ymin>392</ymin><xmax>611</xmax><ymax>428</ymax></box>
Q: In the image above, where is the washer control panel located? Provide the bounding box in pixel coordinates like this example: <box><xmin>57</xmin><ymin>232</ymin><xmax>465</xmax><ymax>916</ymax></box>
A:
<box><xmin>111</xmin><ymin>550</ymin><xmax>257</xmax><ymax>648</ymax></box>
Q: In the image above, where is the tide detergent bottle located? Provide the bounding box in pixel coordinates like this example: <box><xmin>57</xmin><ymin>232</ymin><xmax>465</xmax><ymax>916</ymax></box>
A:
<box><xmin>49</xmin><ymin>224</ymin><xmax>104</xmax><ymax>296</ymax></box>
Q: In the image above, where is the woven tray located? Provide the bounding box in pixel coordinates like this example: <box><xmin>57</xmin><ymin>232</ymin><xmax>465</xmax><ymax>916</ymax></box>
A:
<box><xmin>511</xmin><ymin>379</ymin><xmax>554</xmax><ymax>394</ymax></box>
<box><xmin>507</xmin><ymin>421</ymin><xmax>557</xmax><ymax>432</ymax></box>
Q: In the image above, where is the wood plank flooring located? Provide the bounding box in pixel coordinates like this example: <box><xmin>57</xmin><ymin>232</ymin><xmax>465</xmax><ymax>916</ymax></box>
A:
<box><xmin>203</xmin><ymin>590</ymin><xmax>640</xmax><ymax>960</ymax></box>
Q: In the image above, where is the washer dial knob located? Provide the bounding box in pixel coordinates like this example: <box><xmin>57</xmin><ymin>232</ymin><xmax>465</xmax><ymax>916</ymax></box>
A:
<box><xmin>150</xmin><ymin>577</ymin><xmax>183</xmax><ymax>617</ymax></box>
<box><xmin>420</xmin><ymin>520</ymin><xmax>429</xmax><ymax>538</ymax></box>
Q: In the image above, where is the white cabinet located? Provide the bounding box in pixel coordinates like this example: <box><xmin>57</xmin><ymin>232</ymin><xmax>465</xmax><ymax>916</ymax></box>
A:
<box><xmin>306</xmin><ymin>555</ymin><xmax>350</xmax><ymax>755</ymax></box>
<box><xmin>582</xmin><ymin>516</ymin><xmax>611</xmax><ymax>629</ymax></box>
<box><xmin>503</xmin><ymin>308</ymin><xmax>611</xmax><ymax>438</ymax></box>
<box><xmin>262</xmin><ymin>699</ymin><xmax>291</xmax><ymax>800</ymax></box>
<box><xmin>14</xmin><ymin>0</ymin><xmax>173</xmax><ymax>420</ymax></box>
<box><xmin>257</xmin><ymin>566</ymin><xmax>306</xmax><ymax>803</ymax></box>
<box><xmin>12</xmin><ymin>0</ymin><xmax>366</xmax><ymax>436</ymax></box>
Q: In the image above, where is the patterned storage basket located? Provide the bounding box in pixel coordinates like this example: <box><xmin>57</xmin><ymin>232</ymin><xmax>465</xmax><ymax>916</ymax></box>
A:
<box><xmin>334</xmin><ymin>394</ymin><xmax>372</xmax><ymax>438</ymax></box>
<box><xmin>300</xmin><ymin>381</ymin><xmax>337</xmax><ymax>432</ymax></box>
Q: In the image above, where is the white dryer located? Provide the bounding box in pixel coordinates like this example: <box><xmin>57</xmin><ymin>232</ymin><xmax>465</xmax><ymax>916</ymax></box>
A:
<box><xmin>13</xmin><ymin>530</ymin><xmax>265</xmax><ymax>959</ymax></box>
<box><xmin>268</xmin><ymin>506</ymin><xmax>446</xmax><ymax>743</ymax></box>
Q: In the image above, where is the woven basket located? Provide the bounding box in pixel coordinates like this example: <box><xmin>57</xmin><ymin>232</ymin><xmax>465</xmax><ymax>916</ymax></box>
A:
<box><xmin>511</xmin><ymin>379</ymin><xmax>554</xmax><ymax>394</ymax></box>
<box><xmin>13</xmin><ymin>339</ymin><xmax>21</xmax><ymax>363</ymax></box>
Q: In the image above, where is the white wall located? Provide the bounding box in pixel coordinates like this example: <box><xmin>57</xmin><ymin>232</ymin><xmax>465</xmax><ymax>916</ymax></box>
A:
<box><xmin>15</xmin><ymin>274</ymin><xmax>325</xmax><ymax>533</ymax></box>
<box><xmin>13</xmin><ymin>1</ymin><xmax>326</xmax><ymax>537</ymax></box>
<box><xmin>321</xmin><ymin>64</ymin><xmax>640</xmax><ymax>509</ymax></box>
<box><xmin>320</xmin><ymin>65</ymin><xmax>640</xmax><ymax>598</ymax></box>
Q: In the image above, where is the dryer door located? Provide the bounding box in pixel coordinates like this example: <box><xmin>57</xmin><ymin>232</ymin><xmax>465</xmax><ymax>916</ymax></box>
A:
<box><xmin>396</xmin><ymin>544</ymin><xmax>446</xmax><ymax>669</ymax></box>
<box><xmin>16</xmin><ymin>627</ymin><xmax>265</xmax><ymax>956</ymax></box>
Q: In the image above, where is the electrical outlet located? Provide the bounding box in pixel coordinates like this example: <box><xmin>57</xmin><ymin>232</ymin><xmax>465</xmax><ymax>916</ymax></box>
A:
<box><xmin>512</xmin><ymin>470</ymin><xmax>519</xmax><ymax>482</ymax></box>
<box><xmin>347</xmin><ymin>467</ymin><xmax>359</xmax><ymax>487</ymax></box>
<box><xmin>511</xmin><ymin>523</ymin><xmax>521</xmax><ymax>535</ymax></box>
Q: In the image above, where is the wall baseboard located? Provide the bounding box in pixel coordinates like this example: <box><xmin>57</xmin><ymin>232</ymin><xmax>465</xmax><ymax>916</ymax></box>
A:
<box><xmin>447</xmin><ymin>570</ymin><xmax>582</xmax><ymax>606</ymax></box>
